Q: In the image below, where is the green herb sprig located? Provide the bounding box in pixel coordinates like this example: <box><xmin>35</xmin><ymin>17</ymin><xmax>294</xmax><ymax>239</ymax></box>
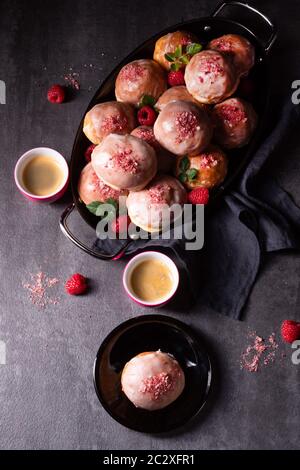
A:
<box><xmin>86</xmin><ymin>198</ymin><xmax>118</xmax><ymax>220</ymax></box>
<box><xmin>178</xmin><ymin>156</ymin><xmax>198</xmax><ymax>183</ymax></box>
<box><xmin>165</xmin><ymin>43</ymin><xmax>202</xmax><ymax>71</ymax></box>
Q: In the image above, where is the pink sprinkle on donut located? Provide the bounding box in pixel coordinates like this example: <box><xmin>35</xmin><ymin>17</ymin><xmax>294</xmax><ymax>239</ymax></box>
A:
<box><xmin>175</xmin><ymin>111</ymin><xmax>198</xmax><ymax>143</ymax></box>
<box><xmin>101</xmin><ymin>114</ymin><xmax>128</xmax><ymax>132</ymax></box>
<box><xmin>120</xmin><ymin>63</ymin><xmax>145</xmax><ymax>82</ymax></box>
<box><xmin>133</xmin><ymin>127</ymin><xmax>160</xmax><ymax>150</ymax></box>
<box><xmin>180</xmin><ymin>34</ymin><xmax>194</xmax><ymax>46</ymax></box>
<box><xmin>113</xmin><ymin>148</ymin><xmax>139</xmax><ymax>174</ymax></box>
<box><xmin>200</xmin><ymin>153</ymin><xmax>218</xmax><ymax>169</ymax></box>
<box><xmin>217</xmin><ymin>104</ymin><xmax>246</xmax><ymax>125</ymax></box>
<box><xmin>134</xmin><ymin>127</ymin><xmax>155</xmax><ymax>144</ymax></box>
<box><xmin>91</xmin><ymin>171</ymin><xmax>122</xmax><ymax>199</ymax></box>
<box><xmin>199</xmin><ymin>56</ymin><xmax>224</xmax><ymax>77</ymax></box>
<box><xmin>139</xmin><ymin>372</ymin><xmax>174</xmax><ymax>400</ymax></box>
<box><xmin>214</xmin><ymin>38</ymin><xmax>233</xmax><ymax>52</ymax></box>
<box><xmin>148</xmin><ymin>183</ymin><xmax>170</xmax><ymax>203</ymax></box>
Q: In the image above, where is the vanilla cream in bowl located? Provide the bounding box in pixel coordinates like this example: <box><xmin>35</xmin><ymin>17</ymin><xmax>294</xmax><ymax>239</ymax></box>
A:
<box><xmin>123</xmin><ymin>252</ymin><xmax>179</xmax><ymax>307</ymax></box>
<box><xmin>14</xmin><ymin>147</ymin><xmax>69</xmax><ymax>203</ymax></box>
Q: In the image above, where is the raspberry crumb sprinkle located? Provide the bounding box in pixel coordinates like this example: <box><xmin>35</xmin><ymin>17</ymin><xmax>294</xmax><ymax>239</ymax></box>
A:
<box><xmin>113</xmin><ymin>148</ymin><xmax>139</xmax><ymax>174</ymax></box>
<box><xmin>200</xmin><ymin>153</ymin><xmax>218</xmax><ymax>169</ymax></box>
<box><xmin>120</xmin><ymin>63</ymin><xmax>145</xmax><ymax>81</ymax></box>
<box><xmin>22</xmin><ymin>271</ymin><xmax>60</xmax><ymax>309</ymax></box>
<box><xmin>199</xmin><ymin>57</ymin><xmax>224</xmax><ymax>77</ymax></box>
<box><xmin>139</xmin><ymin>372</ymin><xmax>174</xmax><ymax>401</ymax></box>
<box><xmin>217</xmin><ymin>105</ymin><xmax>246</xmax><ymax>125</ymax></box>
<box><xmin>101</xmin><ymin>114</ymin><xmax>128</xmax><ymax>132</ymax></box>
<box><xmin>148</xmin><ymin>184</ymin><xmax>170</xmax><ymax>203</ymax></box>
<box><xmin>175</xmin><ymin>111</ymin><xmax>198</xmax><ymax>143</ymax></box>
<box><xmin>64</xmin><ymin>73</ymin><xmax>80</xmax><ymax>90</ymax></box>
<box><xmin>240</xmin><ymin>331</ymin><xmax>279</xmax><ymax>373</ymax></box>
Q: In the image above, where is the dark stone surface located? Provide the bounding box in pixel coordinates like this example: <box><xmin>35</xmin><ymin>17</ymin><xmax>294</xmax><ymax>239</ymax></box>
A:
<box><xmin>0</xmin><ymin>0</ymin><xmax>299</xmax><ymax>450</ymax></box>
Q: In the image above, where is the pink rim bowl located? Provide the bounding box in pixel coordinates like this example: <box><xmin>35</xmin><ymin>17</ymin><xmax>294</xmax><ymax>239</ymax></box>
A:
<box><xmin>122</xmin><ymin>251</ymin><xmax>180</xmax><ymax>308</ymax></box>
<box><xmin>14</xmin><ymin>147</ymin><xmax>69</xmax><ymax>203</ymax></box>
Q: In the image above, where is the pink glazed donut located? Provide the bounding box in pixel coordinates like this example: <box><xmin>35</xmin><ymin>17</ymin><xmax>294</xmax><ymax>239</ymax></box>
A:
<box><xmin>121</xmin><ymin>351</ymin><xmax>185</xmax><ymax>410</ymax></box>
<box><xmin>153</xmin><ymin>100</ymin><xmax>212</xmax><ymax>156</ymax></box>
<box><xmin>184</xmin><ymin>49</ymin><xmax>239</xmax><ymax>104</ymax></box>
<box><xmin>83</xmin><ymin>101</ymin><xmax>136</xmax><ymax>144</ymax></box>
<box><xmin>208</xmin><ymin>34</ymin><xmax>255</xmax><ymax>76</ymax></box>
<box><xmin>212</xmin><ymin>97</ymin><xmax>258</xmax><ymax>149</ymax></box>
<box><xmin>115</xmin><ymin>59</ymin><xmax>167</xmax><ymax>107</ymax></box>
<box><xmin>77</xmin><ymin>162</ymin><xmax>128</xmax><ymax>205</ymax></box>
<box><xmin>91</xmin><ymin>133</ymin><xmax>157</xmax><ymax>191</ymax></box>
<box><xmin>126</xmin><ymin>174</ymin><xmax>187</xmax><ymax>232</ymax></box>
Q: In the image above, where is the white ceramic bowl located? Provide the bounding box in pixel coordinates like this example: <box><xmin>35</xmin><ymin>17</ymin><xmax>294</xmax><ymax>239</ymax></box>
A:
<box><xmin>14</xmin><ymin>147</ymin><xmax>69</xmax><ymax>203</ymax></box>
<box><xmin>123</xmin><ymin>251</ymin><xmax>179</xmax><ymax>307</ymax></box>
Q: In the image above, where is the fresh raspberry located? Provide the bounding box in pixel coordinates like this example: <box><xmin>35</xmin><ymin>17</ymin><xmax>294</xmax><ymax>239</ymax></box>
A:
<box><xmin>84</xmin><ymin>144</ymin><xmax>96</xmax><ymax>162</ymax></box>
<box><xmin>167</xmin><ymin>70</ymin><xmax>185</xmax><ymax>87</ymax></box>
<box><xmin>137</xmin><ymin>106</ymin><xmax>157</xmax><ymax>126</ymax></box>
<box><xmin>111</xmin><ymin>215</ymin><xmax>131</xmax><ymax>235</ymax></box>
<box><xmin>188</xmin><ymin>187</ymin><xmax>210</xmax><ymax>205</ymax></box>
<box><xmin>65</xmin><ymin>273</ymin><xmax>87</xmax><ymax>295</ymax></box>
<box><xmin>281</xmin><ymin>320</ymin><xmax>300</xmax><ymax>343</ymax></box>
<box><xmin>47</xmin><ymin>84</ymin><xmax>66</xmax><ymax>104</ymax></box>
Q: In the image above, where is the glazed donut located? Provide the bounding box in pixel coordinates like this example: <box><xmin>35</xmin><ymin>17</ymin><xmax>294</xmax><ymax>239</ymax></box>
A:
<box><xmin>131</xmin><ymin>126</ymin><xmax>174</xmax><ymax>173</ymax></box>
<box><xmin>184</xmin><ymin>50</ymin><xmax>239</xmax><ymax>104</ymax></box>
<box><xmin>212</xmin><ymin>97</ymin><xmax>258</xmax><ymax>149</ymax></box>
<box><xmin>176</xmin><ymin>145</ymin><xmax>228</xmax><ymax>190</ymax></box>
<box><xmin>208</xmin><ymin>34</ymin><xmax>255</xmax><ymax>76</ymax></box>
<box><xmin>153</xmin><ymin>30</ymin><xmax>198</xmax><ymax>71</ymax></box>
<box><xmin>77</xmin><ymin>162</ymin><xmax>128</xmax><ymax>205</ymax></box>
<box><xmin>126</xmin><ymin>174</ymin><xmax>187</xmax><ymax>233</ymax></box>
<box><xmin>83</xmin><ymin>101</ymin><xmax>136</xmax><ymax>145</ymax></box>
<box><xmin>153</xmin><ymin>100</ymin><xmax>212</xmax><ymax>156</ymax></box>
<box><xmin>121</xmin><ymin>351</ymin><xmax>185</xmax><ymax>410</ymax></box>
<box><xmin>156</xmin><ymin>85</ymin><xmax>199</xmax><ymax>112</ymax></box>
<box><xmin>91</xmin><ymin>133</ymin><xmax>157</xmax><ymax>191</ymax></box>
<box><xmin>115</xmin><ymin>59</ymin><xmax>167</xmax><ymax>107</ymax></box>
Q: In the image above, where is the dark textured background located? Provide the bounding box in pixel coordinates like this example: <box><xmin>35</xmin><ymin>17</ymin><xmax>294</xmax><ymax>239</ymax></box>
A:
<box><xmin>0</xmin><ymin>0</ymin><xmax>300</xmax><ymax>450</ymax></box>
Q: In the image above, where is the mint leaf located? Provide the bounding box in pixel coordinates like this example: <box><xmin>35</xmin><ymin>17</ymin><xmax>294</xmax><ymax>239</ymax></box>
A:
<box><xmin>186</xmin><ymin>43</ymin><xmax>202</xmax><ymax>56</ymax></box>
<box><xmin>165</xmin><ymin>53</ymin><xmax>176</xmax><ymax>62</ymax></box>
<box><xmin>180</xmin><ymin>55</ymin><xmax>190</xmax><ymax>65</ymax></box>
<box><xmin>105</xmin><ymin>198</ymin><xmax>118</xmax><ymax>209</ymax></box>
<box><xmin>171</xmin><ymin>62</ymin><xmax>181</xmax><ymax>71</ymax></box>
<box><xmin>179</xmin><ymin>156</ymin><xmax>190</xmax><ymax>172</ymax></box>
<box><xmin>96</xmin><ymin>200</ymin><xmax>117</xmax><ymax>219</ymax></box>
<box><xmin>186</xmin><ymin>168</ymin><xmax>198</xmax><ymax>181</ymax></box>
<box><xmin>178</xmin><ymin>173</ymin><xmax>187</xmax><ymax>183</ymax></box>
<box><xmin>139</xmin><ymin>94</ymin><xmax>156</xmax><ymax>108</ymax></box>
<box><xmin>174</xmin><ymin>45</ymin><xmax>182</xmax><ymax>58</ymax></box>
<box><xmin>86</xmin><ymin>201</ymin><xmax>102</xmax><ymax>215</ymax></box>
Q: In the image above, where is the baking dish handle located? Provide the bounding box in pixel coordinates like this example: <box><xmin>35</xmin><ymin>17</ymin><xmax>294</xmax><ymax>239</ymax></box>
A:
<box><xmin>60</xmin><ymin>203</ymin><xmax>131</xmax><ymax>260</ymax></box>
<box><xmin>212</xmin><ymin>1</ymin><xmax>277</xmax><ymax>53</ymax></box>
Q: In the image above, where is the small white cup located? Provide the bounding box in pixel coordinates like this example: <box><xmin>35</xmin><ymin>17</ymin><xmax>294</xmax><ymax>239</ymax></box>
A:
<box><xmin>14</xmin><ymin>147</ymin><xmax>69</xmax><ymax>203</ymax></box>
<box><xmin>123</xmin><ymin>251</ymin><xmax>179</xmax><ymax>307</ymax></box>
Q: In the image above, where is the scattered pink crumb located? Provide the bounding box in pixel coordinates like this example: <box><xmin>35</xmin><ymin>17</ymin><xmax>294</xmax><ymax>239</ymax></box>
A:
<box><xmin>240</xmin><ymin>331</ymin><xmax>279</xmax><ymax>373</ymax></box>
<box><xmin>64</xmin><ymin>72</ymin><xmax>80</xmax><ymax>90</ymax></box>
<box><xmin>22</xmin><ymin>271</ymin><xmax>60</xmax><ymax>309</ymax></box>
<box><xmin>139</xmin><ymin>372</ymin><xmax>174</xmax><ymax>401</ymax></box>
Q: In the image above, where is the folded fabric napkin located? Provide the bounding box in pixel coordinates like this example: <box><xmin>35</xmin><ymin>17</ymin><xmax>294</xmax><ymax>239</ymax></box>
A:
<box><xmin>95</xmin><ymin>98</ymin><xmax>300</xmax><ymax>319</ymax></box>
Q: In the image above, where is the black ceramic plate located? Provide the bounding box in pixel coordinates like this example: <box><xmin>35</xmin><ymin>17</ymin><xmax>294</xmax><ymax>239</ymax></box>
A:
<box><xmin>93</xmin><ymin>315</ymin><xmax>212</xmax><ymax>433</ymax></box>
